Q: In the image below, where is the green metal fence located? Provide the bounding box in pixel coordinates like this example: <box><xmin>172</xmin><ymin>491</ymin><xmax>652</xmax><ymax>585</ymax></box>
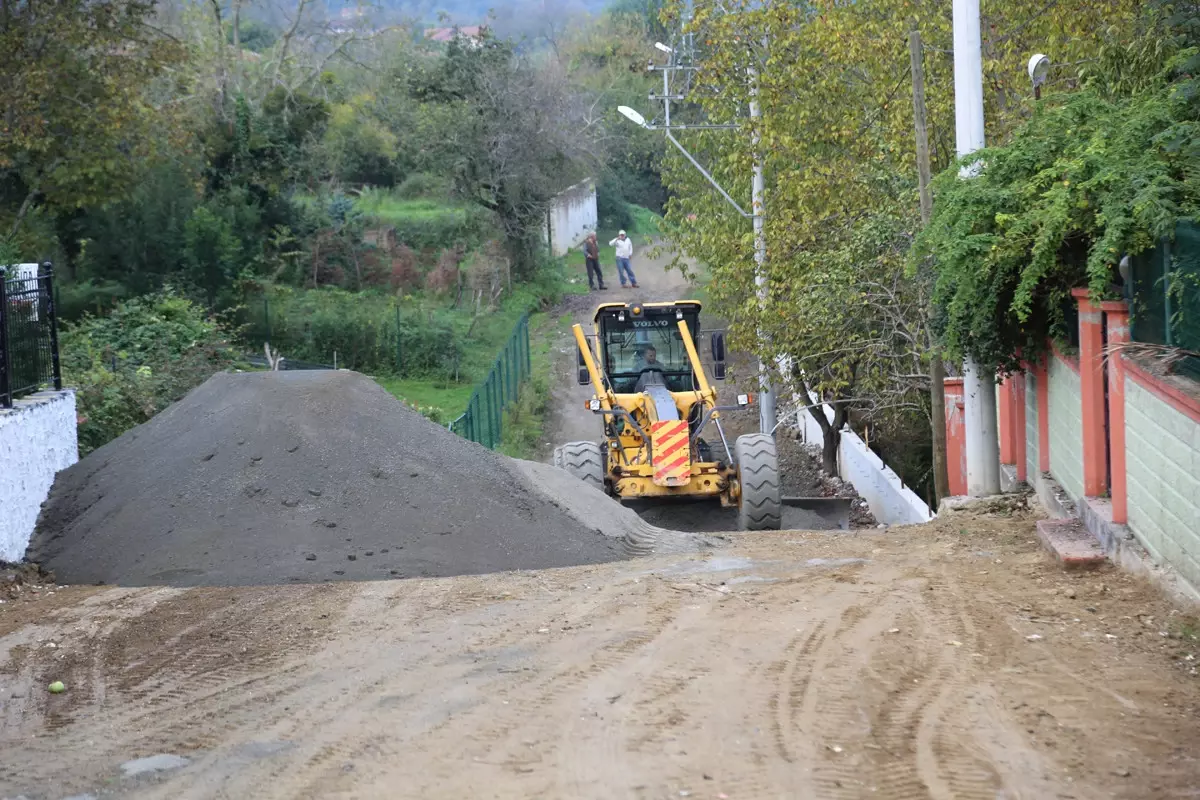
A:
<box><xmin>450</xmin><ymin>314</ymin><xmax>532</xmax><ymax>448</ymax></box>
<box><xmin>1128</xmin><ymin>220</ymin><xmax>1200</xmax><ymax>381</ymax></box>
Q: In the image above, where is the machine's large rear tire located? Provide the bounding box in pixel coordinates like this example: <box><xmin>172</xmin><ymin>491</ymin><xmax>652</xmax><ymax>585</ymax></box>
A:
<box><xmin>735</xmin><ymin>433</ymin><xmax>782</xmax><ymax>531</ymax></box>
<box><xmin>560</xmin><ymin>441</ymin><xmax>605</xmax><ymax>491</ymax></box>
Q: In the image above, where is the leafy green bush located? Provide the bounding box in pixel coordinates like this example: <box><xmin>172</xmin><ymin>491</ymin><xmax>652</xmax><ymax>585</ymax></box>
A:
<box><xmin>60</xmin><ymin>292</ymin><xmax>237</xmax><ymax>454</ymax></box>
<box><xmin>597</xmin><ymin>176</ymin><xmax>635</xmax><ymax>231</ymax></box>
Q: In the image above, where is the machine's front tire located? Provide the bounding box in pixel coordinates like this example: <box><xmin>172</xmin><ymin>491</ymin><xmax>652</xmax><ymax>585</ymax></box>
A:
<box><xmin>560</xmin><ymin>441</ymin><xmax>605</xmax><ymax>491</ymax></box>
<box><xmin>735</xmin><ymin>433</ymin><xmax>782</xmax><ymax>531</ymax></box>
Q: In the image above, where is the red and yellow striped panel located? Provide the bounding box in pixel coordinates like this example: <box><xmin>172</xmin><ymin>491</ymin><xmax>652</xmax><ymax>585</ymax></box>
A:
<box><xmin>650</xmin><ymin>421</ymin><xmax>691</xmax><ymax>487</ymax></box>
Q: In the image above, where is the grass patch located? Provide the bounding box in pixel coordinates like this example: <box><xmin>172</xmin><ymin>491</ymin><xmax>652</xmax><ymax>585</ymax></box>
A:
<box><xmin>354</xmin><ymin>191</ymin><xmax>470</xmax><ymax>227</ymax></box>
<box><xmin>375</xmin><ymin>376</ymin><xmax>473</xmax><ymax>424</ymax></box>
<box><xmin>498</xmin><ymin>311</ymin><xmax>575</xmax><ymax>460</ymax></box>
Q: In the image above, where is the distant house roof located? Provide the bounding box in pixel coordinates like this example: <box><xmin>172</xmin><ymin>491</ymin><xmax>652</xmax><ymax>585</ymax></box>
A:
<box><xmin>424</xmin><ymin>25</ymin><xmax>486</xmax><ymax>43</ymax></box>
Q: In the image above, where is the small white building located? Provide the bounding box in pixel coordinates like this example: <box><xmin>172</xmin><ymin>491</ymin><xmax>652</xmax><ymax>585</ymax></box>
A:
<box><xmin>546</xmin><ymin>179</ymin><xmax>598</xmax><ymax>258</ymax></box>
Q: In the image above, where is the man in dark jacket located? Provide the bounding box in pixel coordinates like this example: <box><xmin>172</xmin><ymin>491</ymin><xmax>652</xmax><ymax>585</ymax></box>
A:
<box><xmin>584</xmin><ymin>233</ymin><xmax>606</xmax><ymax>290</ymax></box>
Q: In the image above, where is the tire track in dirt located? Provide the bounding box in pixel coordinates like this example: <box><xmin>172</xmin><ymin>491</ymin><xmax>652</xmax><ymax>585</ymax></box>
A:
<box><xmin>188</xmin><ymin>579</ymin><xmax>536</xmax><ymax>800</ymax></box>
<box><xmin>1</xmin><ymin>585</ymin><xmax>348</xmax><ymax>794</ymax></box>
<box><xmin>252</xmin><ymin>575</ymin><xmax>683</xmax><ymax>798</ymax></box>
<box><xmin>914</xmin><ymin>575</ymin><xmax>1004</xmax><ymax>800</ymax></box>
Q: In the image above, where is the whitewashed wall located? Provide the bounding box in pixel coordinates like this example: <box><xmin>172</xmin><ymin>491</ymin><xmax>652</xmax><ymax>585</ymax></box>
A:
<box><xmin>547</xmin><ymin>179</ymin><xmax>597</xmax><ymax>257</ymax></box>
<box><xmin>0</xmin><ymin>390</ymin><xmax>78</xmax><ymax>562</ymax></box>
<box><xmin>794</xmin><ymin>394</ymin><xmax>933</xmax><ymax>526</ymax></box>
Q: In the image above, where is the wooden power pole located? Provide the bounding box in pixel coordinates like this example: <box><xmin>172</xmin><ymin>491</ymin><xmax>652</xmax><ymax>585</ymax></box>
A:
<box><xmin>909</xmin><ymin>25</ymin><xmax>951</xmax><ymax>506</ymax></box>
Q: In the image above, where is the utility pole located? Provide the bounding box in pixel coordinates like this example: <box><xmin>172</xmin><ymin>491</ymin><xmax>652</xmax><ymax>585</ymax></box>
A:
<box><xmin>952</xmin><ymin>0</ymin><xmax>1001</xmax><ymax>496</ymax></box>
<box><xmin>622</xmin><ymin>34</ymin><xmax>776</xmax><ymax>436</ymax></box>
<box><xmin>749</xmin><ymin>57</ymin><xmax>776</xmax><ymax>435</ymax></box>
<box><xmin>908</xmin><ymin>26</ymin><xmax>950</xmax><ymax>506</ymax></box>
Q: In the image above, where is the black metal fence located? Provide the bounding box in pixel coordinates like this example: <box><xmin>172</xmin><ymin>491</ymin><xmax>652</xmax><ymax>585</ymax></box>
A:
<box><xmin>1128</xmin><ymin>220</ymin><xmax>1200</xmax><ymax>381</ymax></box>
<box><xmin>0</xmin><ymin>262</ymin><xmax>63</xmax><ymax>408</ymax></box>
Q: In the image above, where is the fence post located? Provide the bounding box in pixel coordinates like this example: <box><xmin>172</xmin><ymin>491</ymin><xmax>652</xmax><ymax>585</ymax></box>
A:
<box><xmin>522</xmin><ymin>316</ymin><xmax>531</xmax><ymax>378</ymax></box>
<box><xmin>400</xmin><ymin>304</ymin><xmax>410</xmax><ymax>374</ymax></box>
<box><xmin>489</xmin><ymin>375</ymin><xmax>499</xmax><ymax>448</ymax></box>
<box><xmin>42</xmin><ymin>262</ymin><xmax>62</xmax><ymax>391</ymax></box>
<box><xmin>0</xmin><ymin>269</ymin><xmax>10</xmax><ymax>408</ymax></box>
<box><xmin>467</xmin><ymin>393</ymin><xmax>477</xmax><ymax>443</ymax></box>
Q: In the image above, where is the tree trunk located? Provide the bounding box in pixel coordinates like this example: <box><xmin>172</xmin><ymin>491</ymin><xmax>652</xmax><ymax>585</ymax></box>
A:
<box><xmin>821</xmin><ymin>426</ymin><xmax>840</xmax><ymax>475</ymax></box>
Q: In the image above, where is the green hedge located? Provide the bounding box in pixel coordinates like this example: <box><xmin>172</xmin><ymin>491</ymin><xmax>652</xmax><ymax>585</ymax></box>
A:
<box><xmin>244</xmin><ymin>286</ymin><xmax>462</xmax><ymax>378</ymax></box>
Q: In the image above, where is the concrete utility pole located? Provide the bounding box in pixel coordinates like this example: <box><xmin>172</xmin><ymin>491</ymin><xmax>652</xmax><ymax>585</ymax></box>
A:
<box><xmin>909</xmin><ymin>26</ymin><xmax>951</xmax><ymax>506</ymax></box>
<box><xmin>621</xmin><ymin>34</ymin><xmax>776</xmax><ymax>436</ymax></box>
<box><xmin>952</xmin><ymin>0</ymin><xmax>1001</xmax><ymax>496</ymax></box>
<box><xmin>749</xmin><ymin>59</ymin><xmax>776</xmax><ymax>435</ymax></box>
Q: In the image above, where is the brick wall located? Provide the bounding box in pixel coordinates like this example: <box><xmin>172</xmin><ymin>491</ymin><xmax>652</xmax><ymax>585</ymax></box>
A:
<box><xmin>1026</xmin><ymin>370</ymin><xmax>1039</xmax><ymax>480</ymax></box>
<box><xmin>1048</xmin><ymin>356</ymin><xmax>1084</xmax><ymax>500</ymax></box>
<box><xmin>1125</xmin><ymin>375</ymin><xmax>1200</xmax><ymax>586</ymax></box>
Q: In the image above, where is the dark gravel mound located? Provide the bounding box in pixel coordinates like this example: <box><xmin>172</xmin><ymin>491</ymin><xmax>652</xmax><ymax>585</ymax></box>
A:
<box><xmin>28</xmin><ymin>371</ymin><xmax>625</xmax><ymax>586</ymax></box>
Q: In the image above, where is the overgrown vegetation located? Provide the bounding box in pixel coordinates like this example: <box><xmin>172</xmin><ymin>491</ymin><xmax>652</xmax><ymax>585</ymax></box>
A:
<box><xmin>914</xmin><ymin>5</ymin><xmax>1200</xmax><ymax>373</ymax></box>
<box><xmin>1</xmin><ymin>0</ymin><xmax>671</xmax><ymax>439</ymax></box>
<box><xmin>60</xmin><ymin>293</ymin><xmax>238</xmax><ymax>455</ymax></box>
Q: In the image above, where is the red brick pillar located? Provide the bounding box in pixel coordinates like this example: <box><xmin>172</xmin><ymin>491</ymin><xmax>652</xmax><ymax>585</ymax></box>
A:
<box><xmin>1012</xmin><ymin>373</ymin><xmax>1028</xmax><ymax>482</ymax></box>
<box><xmin>944</xmin><ymin>378</ymin><xmax>967</xmax><ymax>496</ymax></box>
<box><xmin>1103</xmin><ymin>300</ymin><xmax>1130</xmax><ymax>524</ymax></box>
<box><xmin>1073</xmin><ymin>288</ymin><xmax>1108</xmax><ymax>497</ymax></box>
<box><xmin>998</xmin><ymin>375</ymin><xmax>1016</xmax><ymax>466</ymax></box>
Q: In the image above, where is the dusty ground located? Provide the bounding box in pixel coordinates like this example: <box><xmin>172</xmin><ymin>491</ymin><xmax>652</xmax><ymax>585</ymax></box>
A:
<box><xmin>3</xmin><ymin>511</ymin><xmax>1200</xmax><ymax>799</ymax></box>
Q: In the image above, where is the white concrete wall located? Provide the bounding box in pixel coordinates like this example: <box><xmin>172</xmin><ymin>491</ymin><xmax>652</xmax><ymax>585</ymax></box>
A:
<box><xmin>547</xmin><ymin>179</ymin><xmax>597</xmax><ymax>257</ymax></box>
<box><xmin>794</xmin><ymin>396</ymin><xmax>933</xmax><ymax>526</ymax></box>
<box><xmin>1048</xmin><ymin>356</ymin><xmax>1084</xmax><ymax>501</ymax></box>
<box><xmin>1125</xmin><ymin>374</ymin><xmax>1200</xmax><ymax>587</ymax></box>
<box><xmin>0</xmin><ymin>390</ymin><xmax>78</xmax><ymax>562</ymax></box>
<box><xmin>1025</xmin><ymin>369</ymin><xmax>1039</xmax><ymax>481</ymax></box>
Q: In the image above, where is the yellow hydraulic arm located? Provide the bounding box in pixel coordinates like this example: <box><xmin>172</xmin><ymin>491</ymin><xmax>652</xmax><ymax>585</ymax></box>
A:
<box><xmin>676</xmin><ymin>319</ymin><xmax>715</xmax><ymax>403</ymax></box>
<box><xmin>572</xmin><ymin>323</ymin><xmax>612</xmax><ymax>410</ymax></box>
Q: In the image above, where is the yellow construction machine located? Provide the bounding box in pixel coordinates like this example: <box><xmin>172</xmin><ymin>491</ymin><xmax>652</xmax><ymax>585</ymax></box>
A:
<box><xmin>553</xmin><ymin>300</ymin><xmax>782</xmax><ymax>530</ymax></box>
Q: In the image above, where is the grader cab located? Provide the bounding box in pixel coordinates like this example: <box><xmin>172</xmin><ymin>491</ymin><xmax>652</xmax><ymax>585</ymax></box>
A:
<box><xmin>552</xmin><ymin>300</ymin><xmax>782</xmax><ymax>531</ymax></box>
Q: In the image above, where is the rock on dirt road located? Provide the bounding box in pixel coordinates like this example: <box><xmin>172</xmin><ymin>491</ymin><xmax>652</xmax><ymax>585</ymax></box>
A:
<box><xmin>2</xmin><ymin>510</ymin><xmax>1199</xmax><ymax>799</ymax></box>
<box><xmin>26</xmin><ymin>370</ymin><xmax>655</xmax><ymax>587</ymax></box>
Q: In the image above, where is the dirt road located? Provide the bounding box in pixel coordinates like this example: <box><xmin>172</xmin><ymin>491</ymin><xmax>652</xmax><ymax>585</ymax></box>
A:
<box><xmin>3</xmin><ymin>512</ymin><xmax>1199</xmax><ymax>799</ymax></box>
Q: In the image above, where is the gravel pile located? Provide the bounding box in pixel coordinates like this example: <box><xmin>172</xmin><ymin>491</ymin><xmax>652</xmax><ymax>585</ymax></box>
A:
<box><xmin>27</xmin><ymin>371</ymin><xmax>632</xmax><ymax>587</ymax></box>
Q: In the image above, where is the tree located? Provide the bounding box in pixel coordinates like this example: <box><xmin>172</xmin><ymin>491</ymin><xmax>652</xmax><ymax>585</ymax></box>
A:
<box><xmin>0</xmin><ymin>0</ymin><xmax>183</xmax><ymax>246</ymax></box>
<box><xmin>656</xmin><ymin>0</ymin><xmax>1145</xmax><ymax>480</ymax></box>
<box><xmin>408</xmin><ymin>35</ymin><xmax>603</xmax><ymax>275</ymax></box>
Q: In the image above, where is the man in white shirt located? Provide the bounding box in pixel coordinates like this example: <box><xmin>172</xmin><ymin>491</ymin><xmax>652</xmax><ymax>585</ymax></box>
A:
<box><xmin>609</xmin><ymin>230</ymin><xmax>639</xmax><ymax>288</ymax></box>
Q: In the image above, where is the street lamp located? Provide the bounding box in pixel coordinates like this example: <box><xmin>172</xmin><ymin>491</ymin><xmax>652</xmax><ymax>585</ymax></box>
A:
<box><xmin>1027</xmin><ymin>53</ymin><xmax>1050</xmax><ymax>100</ymax></box>
<box><xmin>617</xmin><ymin>105</ymin><xmax>648</xmax><ymax>128</ymax></box>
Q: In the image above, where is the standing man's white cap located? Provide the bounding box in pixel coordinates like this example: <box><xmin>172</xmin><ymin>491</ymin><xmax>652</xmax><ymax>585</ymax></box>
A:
<box><xmin>618</xmin><ymin>230</ymin><xmax>626</xmax><ymax>235</ymax></box>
